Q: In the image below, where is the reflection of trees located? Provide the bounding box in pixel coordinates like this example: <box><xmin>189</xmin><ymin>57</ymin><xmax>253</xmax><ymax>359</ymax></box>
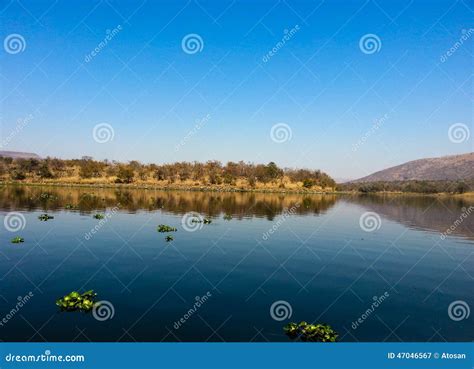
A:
<box><xmin>344</xmin><ymin>194</ymin><xmax>474</xmax><ymax>240</ymax></box>
<box><xmin>0</xmin><ymin>186</ymin><xmax>337</xmax><ymax>220</ymax></box>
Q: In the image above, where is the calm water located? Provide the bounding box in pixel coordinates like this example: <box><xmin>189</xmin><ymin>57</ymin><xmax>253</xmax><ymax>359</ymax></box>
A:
<box><xmin>0</xmin><ymin>186</ymin><xmax>472</xmax><ymax>342</ymax></box>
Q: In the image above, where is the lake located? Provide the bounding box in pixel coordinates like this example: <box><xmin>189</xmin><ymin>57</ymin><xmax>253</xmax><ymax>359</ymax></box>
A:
<box><xmin>0</xmin><ymin>186</ymin><xmax>472</xmax><ymax>342</ymax></box>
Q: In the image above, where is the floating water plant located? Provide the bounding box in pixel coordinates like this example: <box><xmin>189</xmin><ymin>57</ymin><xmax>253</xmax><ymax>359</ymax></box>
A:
<box><xmin>165</xmin><ymin>235</ymin><xmax>174</xmax><ymax>242</ymax></box>
<box><xmin>191</xmin><ymin>218</ymin><xmax>212</xmax><ymax>224</ymax></box>
<box><xmin>40</xmin><ymin>193</ymin><xmax>57</xmax><ymax>200</ymax></box>
<box><xmin>65</xmin><ymin>204</ymin><xmax>76</xmax><ymax>209</ymax></box>
<box><xmin>56</xmin><ymin>290</ymin><xmax>97</xmax><ymax>312</ymax></box>
<box><xmin>224</xmin><ymin>214</ymin><xmax>232</xmax><ymax>221</ymax></box>
<box><xmin>284</xmin><ymin>321</ymin><xmax>338</xmax><ymax>342</ymax></box>
<box><xmin>93</xmin><ymin>214</ymin><xmax>105</xmax><ymax>220</ymax></box>
<box><xmin>157</xmin><ymin>224</ymin><xmax>177</xmax><ymax>233</ymax></box>
<box><xmin>11</xmin><ymin>237</ymin><xmax>24</xmax><ymax>244</ymax></box>
<box><xmin>38</xmin><ymin>214</ymin><xmax>54</xmax><ymax>221</ymax></box>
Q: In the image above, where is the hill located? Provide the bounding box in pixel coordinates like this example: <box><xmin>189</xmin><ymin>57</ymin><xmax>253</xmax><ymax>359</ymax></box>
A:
<box><xmin>0</xmin><ymin>151</ymin><xmax>40</xmax><ymax>159</ymax></box>
<box><xmin>353</xmin><ymin>153</ymin><xmax>474</xmax><ymax>183</ymax></box>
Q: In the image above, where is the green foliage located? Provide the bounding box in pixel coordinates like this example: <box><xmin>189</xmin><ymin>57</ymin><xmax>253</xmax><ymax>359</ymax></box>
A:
<box><xmin>56</xmin><ymin>290</ymin><xmax>97</xmax><ymax>312</ymax></box>
<box><xmin>224</xmin><ymin>214</ymin><xmax>232</xmax><ymax>220</ymax></box>
<box><xmin>93</xmin><ymin>213</ymin><xmax>105</xmax><ymax>219</ymax></box>
<box><xmin>11</xmin><ymin>236</ymin><xmax>24</xmax><ymax>244</ymax></box>
<box><xmin>65</xmin><ymin>204</ymin><xmax>76</xmax><ymax>209</ymax></box>
<box><xmin>284</xmin><ymin>321</ymin><xmax>338</xmax><ymax>342</ymax></box>
<box><xmin>157</xmin><ymin>224</ymin><xmax>177</xmax><ymax>233</ymax></box>
<box><xmin>339</xmin><ymin>180</ymin><xmax>473</xmax><ymax>194</ymax></box>
<box><xmin>303</xmin><ymin>179</ymin><xmax>315</xmax><ymax>188</ymax></box>
<box><xmin>191</xmin><ymin>218</ymin><xmax>212</xmax><ymax>224</ymax></box>
<box><xmin>116</xmin><ymin>165</ymin><xmax>135</xmax><ymax>183</ymax></box>
<box><xmin>38</xmin><ymin>213</ymin><xmax>54</xmax><ymax>221</ymax></box>
<box><xmin>165</xmin><ymin>235</ymin><xmax>174</xmax><ymax>242</ymax></box>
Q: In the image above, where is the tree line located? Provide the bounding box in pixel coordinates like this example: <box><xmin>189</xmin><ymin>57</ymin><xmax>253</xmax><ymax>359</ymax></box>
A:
<box><xmin>0</xmin><ymin>156</ymin><xmax>336</xmax><ymax>189</ymax></box>
<box><xmin>337</xmin><ymin>180</ymin><xmax>473</xmax><ymax>194</ymax></box>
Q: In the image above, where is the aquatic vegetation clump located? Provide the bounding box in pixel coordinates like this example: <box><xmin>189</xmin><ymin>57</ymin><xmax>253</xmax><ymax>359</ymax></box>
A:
<box><xmin>284</xmin><ymin>321</ymin><xmax>338</xmax><ymax>342</ymax></box>
<box><xmin>157</xmin><ymin>224</ymin><xmax>177</xmax><ymax>233</ymax></box>
<box><xmin>223</xmin><ymin>214</ymin><xmax>232</xmax><ymax>220</ymax></box>
<box><xmin>191</xmin><ymin>218</ymin><xmax>212</xmax><ymax>224</ymax></box>
<box><xmin>165</xmin><ymin>235</ymin><xmax>174</xmax><ymax>242</ymax></box>
<box><xmin>93</xmin><ymin>213</ymin><xmax>105</xmax><ymax>219</ymax></box>
<box><xmin>56</xmin><ymin>290</ymin><xmax>97</xmax><ymax>312</ymax></box>
<box><xmin>11</xmin><ymin>237</ymin><xmax>24</xmax><ymax>244</ymax></box>
<box><xmin>38</xmin><ymin>214</ymin><xmax>54</xmax><ymax>221</ymax></box>
<box><xmin>40</xmin><ymin>193</ymin><xmax>57</xmax><ymax>200</ymax></box>
<box><xmin>65</xmin><ymin>204</ymin><xmax>76</xmax><ymax>209</ymax></box>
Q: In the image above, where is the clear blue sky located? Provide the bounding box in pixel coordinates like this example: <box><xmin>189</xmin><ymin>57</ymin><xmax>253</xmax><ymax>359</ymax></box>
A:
<box><xmin>0</xmin><ymin>0</ymin><xmax>472</xmax><ymax>179</ymax></box>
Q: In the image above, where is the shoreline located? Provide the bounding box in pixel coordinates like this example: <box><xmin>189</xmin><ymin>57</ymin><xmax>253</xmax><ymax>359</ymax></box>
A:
<box><xmin>0</xmin><ymin>181</ymin><xmax>472</xmax><ymax>198</ymax></box>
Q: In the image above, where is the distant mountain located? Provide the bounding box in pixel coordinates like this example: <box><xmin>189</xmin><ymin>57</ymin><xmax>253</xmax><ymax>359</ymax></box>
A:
<box><xmin>0</xmin><ymin>151</ymin><xmax>40</xmax><ymax>159</ymax></box>
<box><xmin>353</xmin><ymin>152</ymin><xmax>474</xmax><ymax>182</ymax></box>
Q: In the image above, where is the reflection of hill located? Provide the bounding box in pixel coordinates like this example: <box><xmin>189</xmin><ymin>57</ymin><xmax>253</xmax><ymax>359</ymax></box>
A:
<box><xmin>345</xmin><ymin>195</ymin><xmax>474</xmax><ymax>241</ymax></box>
<box><xmin>0</xmin><ymin>185</ymin><xmax>337</xmax><ymax>220</ymax></box>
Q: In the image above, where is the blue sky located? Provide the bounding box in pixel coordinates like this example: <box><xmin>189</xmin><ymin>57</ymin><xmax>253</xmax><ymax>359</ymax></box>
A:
<box><xmin>0</xmin><ymin>0</ymin><xmax>472</xmax><ymax>179</ymax></box>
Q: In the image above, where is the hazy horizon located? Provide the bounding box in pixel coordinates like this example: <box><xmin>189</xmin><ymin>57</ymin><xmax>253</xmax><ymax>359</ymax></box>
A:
<box><xmin>1</xmin><ymin>0</ymin><xmax>472</xmax><ymax>179</ymax></box>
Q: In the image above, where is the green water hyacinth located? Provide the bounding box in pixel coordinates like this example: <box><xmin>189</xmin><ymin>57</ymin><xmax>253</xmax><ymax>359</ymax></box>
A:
<box><xmin>38</xmin><ymin>214</ymin><xmax>54</xmax><ymax>221</ymax></box>
<box><xmin>56</xmin><ymin>290</ymin><xmax>98</xmax><ymax>312</ymax></box>
<box><xmin>284</xmin><ymin>321</ymin><xmax>338</xmax><ymax>342</ymax></box>
<box><xmin>157</xmin><ymin>224</ymin><xmax>177</xmax><ymax>233</ymax></box>
<box><xmin>191</xmin><ymin>218</ymin><xmax>212</xmax><ymax>224</ymax></box>
<box><xmin>165</xmin><ymin>235</ymin><xmax>174</xmax><ymax>242</ymax></box>
<box><xmin>11</xmin><ymin>237</ymin><xmax>24</xmax><ymax>244</ymax></box>
<box><xmin>93</xmin><ymin>213</ymin><xmax>105</xmax><ymax>219</ymax></box>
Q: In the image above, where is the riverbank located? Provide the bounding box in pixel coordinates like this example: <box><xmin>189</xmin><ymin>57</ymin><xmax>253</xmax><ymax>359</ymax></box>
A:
<box><xmin>1</xmin><ymin>180</ymin><xmax>473</xmax><ymax>198</ymax></box>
